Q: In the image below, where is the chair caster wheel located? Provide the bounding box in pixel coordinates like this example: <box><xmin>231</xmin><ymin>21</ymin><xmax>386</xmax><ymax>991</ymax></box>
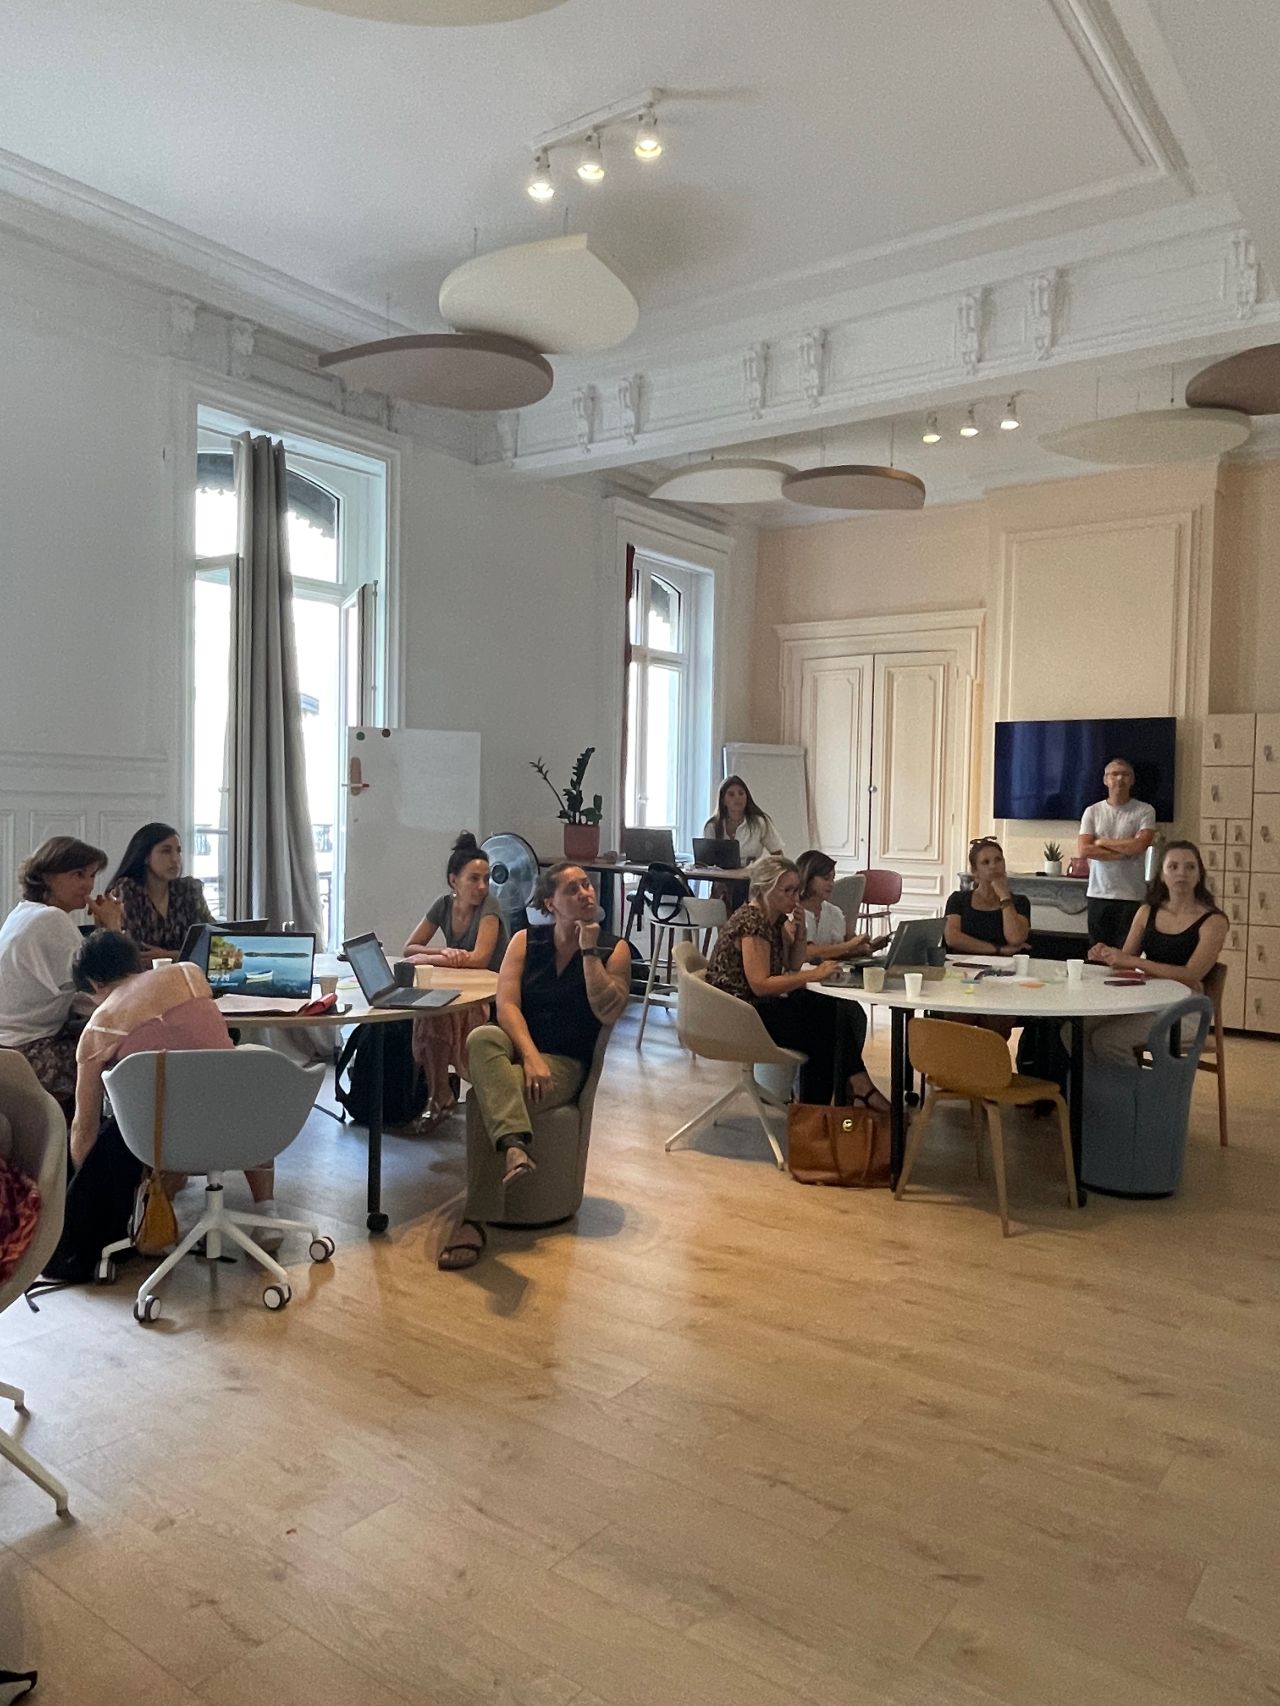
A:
<box><xmin>133</xmin><ymin>1295</ymin><xmax>160</xmax><ymax>1324</ymax></box>
<box><xmin>308</xmin><ymin>1236</ymin><xmax>335</xmax><ymax>1263</ymax></box>
<box><xmin>366</xmin><ymin>1212</ymin><xmax>389</xmax><ymax>1233</ymax></box>
<box><xmin>96</xmin><ymin>1259</ymin><xmax>117</xmax><ymax>1285</ymax></box>
<box><xmin>263</xmin><ymin>1283</ymin><xmax>291</xmax><ymax>1310</ymax></box>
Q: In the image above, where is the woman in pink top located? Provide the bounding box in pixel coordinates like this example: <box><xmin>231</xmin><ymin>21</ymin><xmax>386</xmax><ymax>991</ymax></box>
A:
<box><xmin>70</xmin><ymin>932</ymin><xmax>281</xmax><ymax>1241</ymax></box>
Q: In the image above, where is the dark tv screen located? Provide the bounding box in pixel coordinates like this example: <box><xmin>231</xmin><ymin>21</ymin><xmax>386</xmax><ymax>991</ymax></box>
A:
<box><xmin>993</xmin><ymin>717</ymin><xmax>1175</xmax><ymax>822</ymax></box>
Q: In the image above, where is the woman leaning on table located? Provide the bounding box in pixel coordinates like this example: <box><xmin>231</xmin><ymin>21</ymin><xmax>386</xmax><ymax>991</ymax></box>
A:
<box><xmin>0</xmin><ymin>837</ymin><xmax>122</xmax><ymax>1108</ymax></box>
<box><xmin>943</xmin><ymin>837</ymin><xmax>1031</xmax><ymax>1040</ymax></box>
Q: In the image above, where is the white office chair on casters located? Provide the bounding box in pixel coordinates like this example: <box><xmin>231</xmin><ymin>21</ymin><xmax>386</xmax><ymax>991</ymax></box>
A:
<box><xmin>665</xmin><ymin>943</ymin><xmax>802</xmax><ymax>1170</ymax></box>
<box><xmin>101</xmin><ymin>1047</ymin><xmax>331</xmax><ymax>1322</ymax></box>
<box><xmin>0</xmin><ymin>1051</ymin><xmax>70</xmax><ymax>1515</ymax></box>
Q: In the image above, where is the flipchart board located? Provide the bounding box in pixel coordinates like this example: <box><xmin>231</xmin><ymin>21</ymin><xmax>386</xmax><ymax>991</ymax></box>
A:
<box><xmin>722</xmin><ymin>742</ymin><xmax>813</xmax><ymax>858</ymax></box>
<box><xmin>344</xmin><ymin>728</ymin><xmax>481</xmax><ymax>955</ymax></box>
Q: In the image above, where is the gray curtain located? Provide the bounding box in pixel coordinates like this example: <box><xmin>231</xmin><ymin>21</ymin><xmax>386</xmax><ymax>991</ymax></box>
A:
<box><xmin>229</xmin><ymin>433</ymin><xmax>322</xmax><ymax>939</ymax></box>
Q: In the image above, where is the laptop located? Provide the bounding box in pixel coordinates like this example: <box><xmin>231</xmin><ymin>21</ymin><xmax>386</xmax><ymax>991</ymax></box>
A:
<box><xmin>178</xmin><ymin>919</ymin><xmax>269</xmax><ymax>966</ymax></box>
<box><xmin>692</xmin><ymin>836</ymin><xmax>742</xmax><ymax>870</ymax></box>
<box><xmin>846</xmin><ymin>915</ymin><xmax>945</xmax><ymax>974</ymax></box>
<box><xmin>203</xmin><ymin>931</ymin><xmax>316</xmax><ymax>1000</ymax></box>
<box><xmin>623</xmin><ymin>828</ymin><xmax>677</xmax><ymax>866</ymax></box>
<box><xmin>343</xmin><ymin>932</ymin><xmax>460</xmax><ymax>1011</ymax></box>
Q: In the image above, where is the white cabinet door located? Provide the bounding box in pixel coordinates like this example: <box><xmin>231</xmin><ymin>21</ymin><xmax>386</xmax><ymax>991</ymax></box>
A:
<box><xmin>868</xmin><ymin>651</ymin><xmax>952</xmax><ymax>916</ymax></box>
<box><xmin>1255</xmin><ymin>715</ymin><xmax>1280</xmax><ymax>791</ymax></box>
<box><xmin>799</xmin><ymin>654</ymin><xmax>873</xmax><ymax>869</ymax></box>
<box><xmin>1203</xmin><ymin>714</ymin><xmax>1255</xmax><ymax>767</ymax></box>
<box><xmin>1201</xmin><ymin>767</ymin><xmax>1253</xmax><ymax>818</ymax></box>
<box><xmin>1253</xmin><ymin>796</ymin><xmax>1280</xmax><ymax>873</ymax></box>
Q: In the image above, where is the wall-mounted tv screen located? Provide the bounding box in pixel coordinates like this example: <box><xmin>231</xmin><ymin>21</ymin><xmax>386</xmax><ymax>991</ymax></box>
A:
<box><xmin>993</xmin><ymin>716</ymin><xmax>1176</xmax><ymax>822</ymax></box>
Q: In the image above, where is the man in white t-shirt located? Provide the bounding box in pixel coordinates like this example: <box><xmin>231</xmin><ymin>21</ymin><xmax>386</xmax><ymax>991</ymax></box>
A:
<box><xmin>1077</xmin><ymin>757</ymin><xmax>1157</xmax><ymax>947</ymax></box>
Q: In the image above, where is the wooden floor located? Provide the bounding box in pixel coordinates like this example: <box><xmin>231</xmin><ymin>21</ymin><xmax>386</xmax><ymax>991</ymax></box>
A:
<box><xmin>3</xmin><ymin>1009</ymin><xmax>1279</xmax><ymax>1705</ymax></box>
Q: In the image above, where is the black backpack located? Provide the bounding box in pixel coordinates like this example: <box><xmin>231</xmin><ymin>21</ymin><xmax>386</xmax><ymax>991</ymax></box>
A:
<box><xmin>334</xmin><ymin>1022</ymin><xmax>427</xmax><ymax>1127</ymax></box>
<box><xmin>39</xmin><ymin>1118</ymin><xmax>143</xmax><ymax>1284</ymax></box>
<box><xmin>625</xmin><ymin>862</ymin><xmax>695</xmax><ymax>936</ymax></box>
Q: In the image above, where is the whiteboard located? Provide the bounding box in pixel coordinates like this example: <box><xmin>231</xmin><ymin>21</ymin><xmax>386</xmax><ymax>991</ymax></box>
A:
<box><xmin>722</xmin><ymin>743</ymin><xmax>813</xmax><ymax>858</ymax></box>
<box><xmin>344</xmin><ymin>727</ymin><xmax>481</xmax><ymax>953</ymax></box>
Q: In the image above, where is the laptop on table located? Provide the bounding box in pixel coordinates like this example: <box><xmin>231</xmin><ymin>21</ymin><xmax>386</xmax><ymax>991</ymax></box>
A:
<box><xmin>203</xmin><ymin>930</ymin><xmax>317</xmax><ymax>1012</ymax></box>
<box><xmin>343</xmin><ymin>933</ymin><xmax>460</xmax><ymax>1011</ymax></box>
<box><xmin>622</xmin><ymin>828</ymin><xmax>677</xmax><ymax>867</ymax></box>
<box><xmin>178</xmin><ymin>919</ymin><xmax>268</xmax><ymax>967</ymax></box>
<box><xmin>692</xmin><ymin>836</ymin><xmax>742</xmax><ymax>870</ymax></box>
<box><xmin>846</xmin><ymin>915</ymin><xmax>945</xmax><ymax>975</ymax></box>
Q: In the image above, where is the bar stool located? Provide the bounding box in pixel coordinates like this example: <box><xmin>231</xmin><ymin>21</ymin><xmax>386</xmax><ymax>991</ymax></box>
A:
<box><xmin>635</xmin><ymin>899</ymin><xmax>727</xmax><ymax>1047</ymax></box>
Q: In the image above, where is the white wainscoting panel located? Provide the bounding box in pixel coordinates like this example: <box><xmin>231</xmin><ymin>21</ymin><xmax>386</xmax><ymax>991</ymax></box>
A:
<box><xmin>0</xmin><ymin>751</ymin><xmax>170</xmax><ymax>908</ymax></box>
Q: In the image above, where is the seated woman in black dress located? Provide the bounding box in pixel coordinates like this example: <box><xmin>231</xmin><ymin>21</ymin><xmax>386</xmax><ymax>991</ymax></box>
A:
<box><xmin>1085</xmin><ymin>840</ymin><xmax>1227</xmax><ymax>1063</ymax></box>
<box><xmin>706</xmin><ymin>855</ymin><xmax>888</xmax><ymax>1111</ymax></box>
<box><xmin>945</xmin><ymin>838</ymin><xmax>1031</xmax><ymax>957</ymax></box>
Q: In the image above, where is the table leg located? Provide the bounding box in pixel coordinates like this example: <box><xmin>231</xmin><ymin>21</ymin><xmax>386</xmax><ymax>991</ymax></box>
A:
<box><xmin>890</xmin><ymin>1006</ymin><xmax>907</xmax><ymax>1184</ymax></box>
<box><xmin>366</xmin><ymin>1024</ymin><xmax>389</xmax><ymax>1233</ymax></box>
<box><xmin>1068</xmin><ymin>1016</ymin><xmax>1088</xmax><ymax>1207</ymax></box>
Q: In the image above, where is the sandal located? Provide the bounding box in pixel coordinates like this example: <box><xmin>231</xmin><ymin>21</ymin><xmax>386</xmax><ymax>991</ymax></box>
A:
<box><xmin>437</xmin><ymin>1221</ymin><xmax>486</xmax><ymax>1271</ymax></box>
<box><xmin>501</xmin><ymin>1146</ymin><xmax>537</xmax><ymax>1189</ymax></box>
<box><xmin>849</xmin><ymin>1082</ymin><xmax>892</xmax><ymax>1115</ymax></box>
<box><xmin>406</xmin><ymin>1100</ymin><xmax>456</xmax><ymax>1137</ymax></box>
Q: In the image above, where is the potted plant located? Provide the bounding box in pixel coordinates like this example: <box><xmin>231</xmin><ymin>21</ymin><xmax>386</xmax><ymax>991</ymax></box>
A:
<box><xmin>1043</xmin><ymin>840</ymin><xmax>1064</xmax><ymax>877</ymax></box>
<box><xmin>531</xmin><ymin>747</ymin><xmax>604</xmax><ymax>861</ymax></box>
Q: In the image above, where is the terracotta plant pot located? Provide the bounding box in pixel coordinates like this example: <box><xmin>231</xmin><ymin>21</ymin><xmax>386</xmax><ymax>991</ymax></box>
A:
<box><xmin>562</xmin><ymin>822</ymin><xmax>601</xmax><ymax>862</ymax></box>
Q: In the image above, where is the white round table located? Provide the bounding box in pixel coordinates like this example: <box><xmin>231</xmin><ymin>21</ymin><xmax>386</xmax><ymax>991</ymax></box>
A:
<box><xmin>816</xmin><ymin>957</ymin><xmax>1186</xmax><ymax>1201</ymax></box>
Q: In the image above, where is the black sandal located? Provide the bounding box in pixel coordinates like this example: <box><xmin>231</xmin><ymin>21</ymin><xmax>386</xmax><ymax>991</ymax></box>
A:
<box><xmin>437</xmin><ymin>1221</ymin><xmax>486</xmax><ymax>1271</ymax></box>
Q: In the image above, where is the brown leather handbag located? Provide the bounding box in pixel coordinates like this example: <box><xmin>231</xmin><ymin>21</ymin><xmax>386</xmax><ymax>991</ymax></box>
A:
<box><xmin>787</xmin><ymin>1102</ymin><xmax>892</xmax><ymax>1188</ymax></box>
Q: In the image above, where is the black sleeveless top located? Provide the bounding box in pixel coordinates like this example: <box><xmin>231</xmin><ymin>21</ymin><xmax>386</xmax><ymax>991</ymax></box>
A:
<box><xmin>520</xmin><ymin>925</ymin><xmax>617</xmax><ymax>1064</ymax></box>
<box><xmin>1140</xmin><ymin>908</ymin><xmax>1217</xmax><ymax>968</ymax></box>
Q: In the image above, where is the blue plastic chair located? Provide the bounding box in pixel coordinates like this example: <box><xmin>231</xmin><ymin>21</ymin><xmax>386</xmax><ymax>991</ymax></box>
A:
<box><xmin>1081</xmin><ymin>996</ymin><xmax>1212</xmax><ymax>1196</ymax></box>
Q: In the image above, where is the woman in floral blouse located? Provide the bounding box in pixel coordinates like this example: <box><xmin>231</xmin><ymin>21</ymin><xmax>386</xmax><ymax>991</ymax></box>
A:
<box><xmin>706</xmin><ymin>854</ymin><xmax>888</xmax><ymax>1110</ymax></box>
<box><xmin>107</xmin><ymin>822</ymin><xmax>214</xmax><ymax>960</ymax></box>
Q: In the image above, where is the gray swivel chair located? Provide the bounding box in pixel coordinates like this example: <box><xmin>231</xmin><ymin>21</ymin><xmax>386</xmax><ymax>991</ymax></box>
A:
<box><xmin>0</xmin><ymin>1051</ymin><xmax>70</xmax><ymax>1515</ymax></box>
<box><xmin>829</xmin><ymin>874</ymin><xmax>867</xmax><ymax>934</ymax></box>
<box><xmin>101</xmin><ymin>1046</ymin><xmax>331</xmax><ymax>1322</ymax></box>
<box><xmin>464</xmin><ymin>1024</ymin><xmax>612</xmax><ymax>1228</ymax></box>
<box><xmin>1081</xmin><ymin>997</ymin><xmax>1212</xmax><ymax>1196</ymax></box>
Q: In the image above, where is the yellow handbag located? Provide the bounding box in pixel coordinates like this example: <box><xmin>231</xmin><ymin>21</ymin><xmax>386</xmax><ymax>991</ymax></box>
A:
<box><xmin>131</xmin><ymin>1052</ymin><xmax>178</xmax><ymax>1256</ymax></box>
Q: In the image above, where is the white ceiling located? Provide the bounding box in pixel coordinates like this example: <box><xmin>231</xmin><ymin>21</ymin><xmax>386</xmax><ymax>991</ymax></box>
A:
<box><xmin>0</xmin><ymin>0</ymin><xmax>1216</xmax><ymax>337</ymax></box>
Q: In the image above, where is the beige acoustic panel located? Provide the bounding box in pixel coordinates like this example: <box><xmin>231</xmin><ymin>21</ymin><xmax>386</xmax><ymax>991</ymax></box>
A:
<box><xmin>439</xmin><ymin>234</ymin><xmax>638</xmax><ymax>355</ymax></box>
<box><xmin>1040</xmin><ymin>408</ymin><xmax>1250</xmax><ymax>465</ymax></box>
<box><xmin>649</xmin><ymin>459</ymin><xmax>794</xmax><ymax>504</ymax></box>
<box><xmin>317</xmin><ymin>332</ymin><xmax>552</xmax><ymax>410</ymax></box>
<box><xmin>782</xmin><ymin>465</ymin><xmax>925</xmax><ymax>511</ymax></box>
<box><xmin>1186</xmin><ymin>343</ymin><xmax>1280</xmax><ymax>416</ymax></box>
<box><xmin>287</xmin><ymin>0</ymin><xmax>567</xmax><ymax>21</ymax></box>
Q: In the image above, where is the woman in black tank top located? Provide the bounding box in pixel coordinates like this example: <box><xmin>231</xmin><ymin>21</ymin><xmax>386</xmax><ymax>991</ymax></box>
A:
<box><xmin>1088</xmin><ymin>841</ymin><xmax>1228</xmax><ymax>991</ymax></box>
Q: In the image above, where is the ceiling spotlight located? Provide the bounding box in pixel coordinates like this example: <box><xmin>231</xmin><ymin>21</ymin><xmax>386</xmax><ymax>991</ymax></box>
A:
<box><xmin>526</xmin><ymin>149</ymin><xmax>554</xmax><ymax>203</ymax></box>
<box><xmin>576</xmin><ymin>130</ymin><xmax>605</xmax><ymax>183</ymax></box>
<box><xmin>1000</xmin><ymin>396</ymin><xmax>1021</xmax><ymax>431</ymax></box>
<box><xmin>922</xmin><ymin>413</ymin><xmax>941</xmax><ymax>444</ymax></box>
<box><xmin>634</xmin><ymin>105</ymin><xmax>662</xmax><ymax>160</ymax></box>
<box><xmin>959</xmin><ymin>406</ymin><xmax>980</xmax><ymax>438</ymax></box>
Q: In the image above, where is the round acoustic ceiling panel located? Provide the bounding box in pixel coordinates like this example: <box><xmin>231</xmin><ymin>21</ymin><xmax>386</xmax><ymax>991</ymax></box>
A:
<box><xmin>439</xmin><ymin>234</ymin><xmax>639</xmax><ymax>356</ymax></box>
<box><xmin>781</xmin><ymin>464</ymin><xmax>926</xmax><ymax>512</ymax></box>
<box><xmin>1039</xmin><ymin>408</ymin><xmax>1251</xmax><ymax>466</ymax></box>
<box><xmin>287</xmin><ymin>0</ymin><xmax>567</xmax><ymax>21</ymax></box>
<box><xmin>317</xmin><ymin>332</ymin><xmax>552</xmax><ymax>411</ymax></box>
<box><xmin>1186</xmin><ymin>344</ymin><xmax>1280</xmax><ymax>416</ymax></box>
<box><xmin>649</xmin><ymin>459</ymin><xmax>795</xmax><ymax>505</ymax></box>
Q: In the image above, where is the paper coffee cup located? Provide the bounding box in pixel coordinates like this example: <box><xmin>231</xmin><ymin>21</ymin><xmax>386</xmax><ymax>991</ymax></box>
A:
<box><xmin>414</xmin><ymin>965</ymin><xmax>432</xmax><ymax>989</ymax></box>
<box><xmin>1065</xmin><ymin>959</ymin><xmax>1084</xmax><ymax>983</ymax></box>
<box><xmin>862</xmin><ymin>966</ymin><xmax>886</xmax><ymax>992</ymax></box>
<box><xmin>1013</xmin><ymin>954</ymin><xmax>1031</xmax><ymax>976</ymax></box>
<box><xmin>903</xmin><ymin>971</ymin><xmax>924</xmax><ymax>999</ymax></box>
<box><xmin>317</xmin><ymin>974</ymin><xmax>339</xmax><ymax>996</ymax></box>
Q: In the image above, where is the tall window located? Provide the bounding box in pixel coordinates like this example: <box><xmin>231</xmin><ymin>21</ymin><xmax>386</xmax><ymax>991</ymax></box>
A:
<box><xmin>191</xmin><ymin>416</ymin><xmax>388</xmax><ymax>946</ymax></box>
<box><xmin>623</xmin><ymin>552</ymin><xmax>713</xmax><ymax>855</ymax></box>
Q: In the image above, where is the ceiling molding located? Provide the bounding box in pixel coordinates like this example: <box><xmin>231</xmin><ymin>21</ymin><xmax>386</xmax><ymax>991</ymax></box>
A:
<box><xmin>485</xmin><ymin>216</ymin><xmax>1277</xmax><ymax>478</ymax></box>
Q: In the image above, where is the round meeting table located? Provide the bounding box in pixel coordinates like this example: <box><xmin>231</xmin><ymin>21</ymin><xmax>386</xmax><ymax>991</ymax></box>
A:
<box><xmin>815</xmin><ymin>955</ymin><xmax>1185</xmax><ymax>1202</ymax></box>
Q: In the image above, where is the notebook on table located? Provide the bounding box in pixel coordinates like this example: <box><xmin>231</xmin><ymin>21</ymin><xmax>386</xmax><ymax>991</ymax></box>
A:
<box><xmin>203</xmin><ymin>930</ymin><xmax>317</xmax><ymax>1013</ymax></box>
<box><xmin>343</xmin><ymin>933</ymin><xmax>460</xmax><ymax>1011</ymax></box>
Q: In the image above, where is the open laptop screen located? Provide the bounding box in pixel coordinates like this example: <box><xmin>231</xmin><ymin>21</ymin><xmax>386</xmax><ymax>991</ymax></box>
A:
<box><xmin>343</xmin><ymin>933</ymin><xmax>394</xmax><ymax>1003</ymax></box>
<box><xmin>205</xmin><ymin>932</ymin><xmax>315</xmax><ymax>999</ymax></box>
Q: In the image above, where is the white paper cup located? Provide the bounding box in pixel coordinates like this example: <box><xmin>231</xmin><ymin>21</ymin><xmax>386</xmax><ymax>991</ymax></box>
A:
<box><xmin>862</xmin><ymin>966</ymin><xmax>885</xmax><ymax>993</ymax></box>
<box><xmin>903</xmin><ymin>971</ymin><xmax>924</xmax><ymax>1000</ymax></box>
<box><xmin>413</xmin><ymin>965</ymin><xmax>432</xmax><ymax>989</ymax></box>
<box><xmin>317</xmin><ymin>974</ymin><xmax>339</xmax><ymax>997</ymax></box>
<box><xmin>1013</xmin><ymin>954</ymin><xmax>1031</xmax><ymax>977</ymax></box>
<box><xmin>1065</xmin><ymin>959</ymin><xmax>1084</xmax><ymax>983</ymax></box>
<box><xmin>151</xmin><ymin>958</ymin><xmax>168</xmax><ymax>971</ymax></box>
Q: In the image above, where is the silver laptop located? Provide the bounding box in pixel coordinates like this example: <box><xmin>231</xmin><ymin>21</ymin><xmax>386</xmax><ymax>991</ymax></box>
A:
<box><xmin>623</xmin><ymin>827</ymin><xmax>677</xmax><ymax>866</ymax></box>
<box><xmin>343</xmin><ymin>933</ymin><xmax>459</xmax><ymax>1010</ymax></box>
<box><xmin>847</xmin><ymin>915</ymin><xmax>945</xmax><ymax>973</ymax></box>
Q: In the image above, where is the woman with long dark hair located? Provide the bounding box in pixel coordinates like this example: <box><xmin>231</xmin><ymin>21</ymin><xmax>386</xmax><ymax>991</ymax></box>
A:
<box><xmin>107</xmin><ymin>821</ymin><xmax>213</xmax><ymax>960</ymax></box>
<box><xmin>403</xmin><ymin>832</ymin><xmax>508</xmax><ymax>1132</ymax></box>
<box><xmin>1085</xmin><ymin>840</ymin><xmax>1227</xmax><ymax>1063</ymax></box>
<box><xmin>704</xmin><ymin>775</ymin><xmax>784</xmax><ymax>862</ymax></box>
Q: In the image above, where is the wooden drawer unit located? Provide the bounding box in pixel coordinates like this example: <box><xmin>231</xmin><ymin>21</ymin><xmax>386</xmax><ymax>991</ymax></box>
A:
<box><xmin>1201</xmin><ymin>767</ymin><xmax>1253</xmax><ymax>818</ymax></box>
<box><xmin>1219</xmin><ymin>870</ymin><xmax>1249</xmax><ymax>902</ymax></box>
<box><xmin>1225</xmin><ymin>895</ymin><xmax>1249</xmax><ymax>925</ymax></box>
<box><xmin>1204</xmin><ymin>843</ymin><xmax>1224</xmax><ymax>874</ymax></box>
<box><xmin>1245</xmin><ymin>978</ymin><xmax>1280</xmax><ymax>1033</ymax></box>
<box><xmin>1219</xmin><ymin>951</ymin><xmax>1247</xmax><ymax>1029</ymax></box>
<box><xmin>1255</xmin><ymin>714</ymin><xmax>1280</xmax><ymax>791</ymax></box>
<box><xmin>1227</xmin><ymin>817</ymin><xmax>1252</xmax><ymax>850</ymax></box>
<box><xmin>1222</xmin><ymin>841</ymin><xmax>1252</xmax><ymax>877</ymax></box>
<box><xmin>1248</xmin><ymin>926</ymin><xmax>1280</xmax><ymax>981</ymax></box>
<box><xmin>1252</xmin><ymin>797</ymin><xmax>1280</xmax><ymax>872</ymax></box>
<box><xmin>1250</xmin><ymin>874</ymin><xmax>1279</xmax><ymax>928</ymax></box>
<box><xmin>1204</xmin><ymin>713</ymin><xmax>1256</xmax><ymax>767</ymax></box>
<box><xmin>1225</xmin><ymin>921</ymin><xmax>1249</xmax><ymax>955</ymax></box>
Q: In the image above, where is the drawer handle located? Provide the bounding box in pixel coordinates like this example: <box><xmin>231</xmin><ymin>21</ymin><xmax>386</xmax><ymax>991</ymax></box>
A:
<box><xmin>1212</xmin><ymin>786</ymin><xmax>1220</xmax><ymax>801</ymax></box>
<box><xmin>1263</xmin><ymin>827</ymin><xmax>1272</xmax><ymax>843</ymax></box>
<box><xmin>1213</xmin><ymin>733</ymin><xmax>1222</xmax><ymax>748</ymax></box>
<box><xmin>1266</xmin><ymin>744</ymin><xmax>1274</xmax><ymax>762</ymax></box>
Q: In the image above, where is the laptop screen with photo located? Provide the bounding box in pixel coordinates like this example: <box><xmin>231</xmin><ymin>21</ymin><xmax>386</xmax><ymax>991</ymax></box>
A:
<box><xmin>205</xmin><ymin>932</ymin><xmax>315</xmax><ymax>1000</ymax></box>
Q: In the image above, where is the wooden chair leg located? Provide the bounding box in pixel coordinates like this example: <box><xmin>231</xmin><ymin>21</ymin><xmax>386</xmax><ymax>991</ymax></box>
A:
<box><xmin>893</xmin><ymin>1089</ymin><xmax>937</xmax><ymax>1199</ymax></box>
<box><xmin>970</xmin><ymin>1098</ymin><xmax>984</xmax><ymax>1179</ymax></box>
<box><xmin>1214</xmin><ymin>1019</ymin><xmax>1228</xmax><ymax>1147</ymax></box>
<box><xmin>1051</xmin><ymin>1093</ymin><xmax>1079</xmax><ymax>1209</ymax></box>
<box><xmin>984</xmin><ymin>1102</ymin><xmax>1010</xmax><ymax>1237</ymax></box>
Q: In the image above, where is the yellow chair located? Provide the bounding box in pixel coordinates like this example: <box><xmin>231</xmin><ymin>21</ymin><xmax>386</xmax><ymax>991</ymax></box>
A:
<box><xmin>895</xmin><ymin>1018</ymin><xmax>1077</xmax><ymax>1237</ymax></box>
